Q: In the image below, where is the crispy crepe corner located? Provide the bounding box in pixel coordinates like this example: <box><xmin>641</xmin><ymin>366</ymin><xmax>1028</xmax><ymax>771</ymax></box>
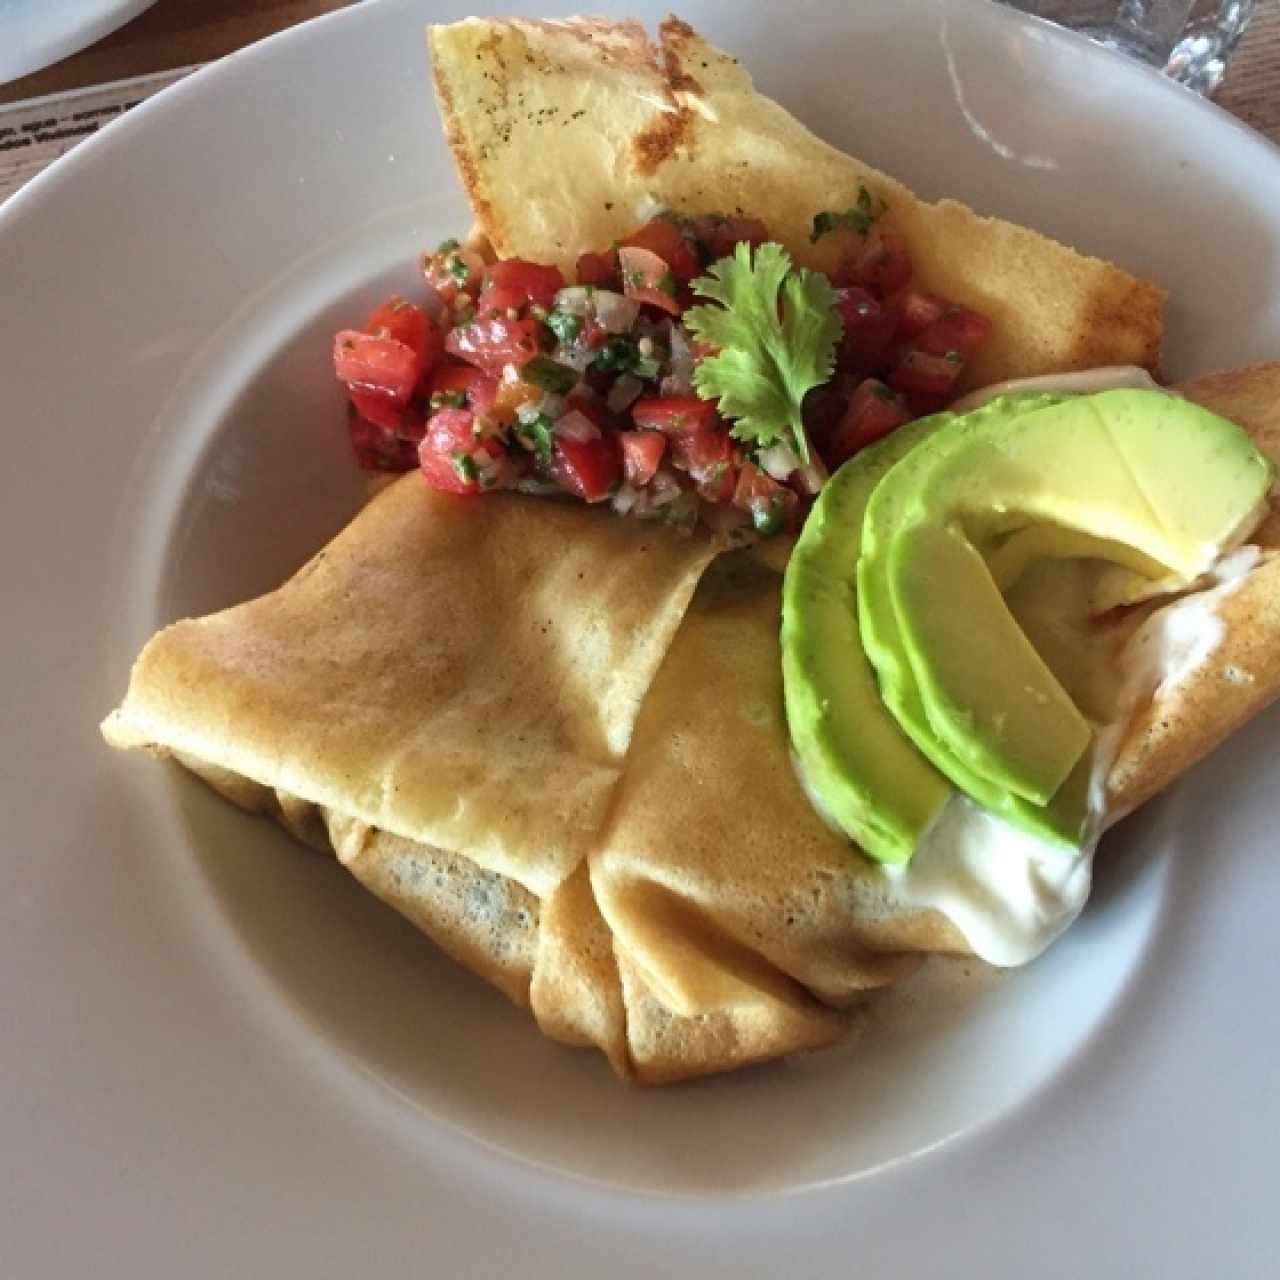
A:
<box><xmin>104</xmin><ymin>479</ymin><xmax>718</xmax><ymax>899</ymax></box>
<box><xmin>428</xmin><ymin>15</ymin><xmax>1165</xmax><ymax>389</ymax></box>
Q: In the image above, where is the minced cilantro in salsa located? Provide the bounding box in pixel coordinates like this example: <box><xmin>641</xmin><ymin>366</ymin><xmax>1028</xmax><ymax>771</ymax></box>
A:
<box><xmin>332</xmin><ymin>209</ymin><xmax>991</xmax><ymax>534</ymax></box>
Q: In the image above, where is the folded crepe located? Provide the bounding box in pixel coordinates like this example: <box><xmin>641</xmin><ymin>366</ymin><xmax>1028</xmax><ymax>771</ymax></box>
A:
<box><xmin>428</xmin><ymin>15</ymin><xmax>1164</xmax><ymax>390</ymax></box>
<box><xmin>101</xmin><ymin>18</ymin><xmax>1280</xmax><ymax>1084</ymax></box>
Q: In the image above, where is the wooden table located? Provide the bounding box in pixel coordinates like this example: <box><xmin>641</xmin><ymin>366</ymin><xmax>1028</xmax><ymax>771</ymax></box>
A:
<box><xmin>1</xmin><ymin>0</ymin><xmax>1277</xmax><ymax>136</ymax></box>
<box><xmin>0</xmin><ymin>0</ymin><xmax>355</xmax><ymax>105</ymax></box>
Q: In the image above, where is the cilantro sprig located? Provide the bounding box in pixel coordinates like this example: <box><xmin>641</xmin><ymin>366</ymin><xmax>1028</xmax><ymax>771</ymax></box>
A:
<box><xmin>810</xmin><ymin>183</ymin><xmax>886</xmax><ymax>243</ymax></box>
<box><xmin>684</xmin><ymin>241</ymin><xmax>842</xmax><ymax>465</ymax></box>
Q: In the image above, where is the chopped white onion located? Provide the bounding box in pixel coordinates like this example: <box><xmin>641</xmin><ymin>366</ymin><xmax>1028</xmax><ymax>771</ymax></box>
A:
<box><xmin>662</xmin><ymin>323</ymin><xmax>695</xmax><ymax>395</ymax></box>
<box><xmin>606</xmin><ymin>374</ymin><xmax>644</xmax><ymax>413</ymax></box>
<box><xmin>553</xmin><ymin>409</ymin><xmax>601</xmax><ymax>443</ymax></box>
<box><xmin>536</xmin><ymin>392</ymin><xmax>566</xmax><ymax>420</ymax></box>
<box><xmin>594</xmin><ymin>290</ymin><xmax>640</xmax><ymax>334</ymax></box>
<box><xmin>553</xmin><ymin>286</ymin><xmax>594</xmax><ymax>316</ymax></box>
<box><xmin>759</xmin><ymin>442</ymin><xmax>801</xmax><ymax>481</ymax></box>
<box><xmin>555</xmin><ymin>345</ymin><xmax>595</xmax><ymax>375</ymax></box>
<box><xmin>611</xmin><ymin>483</ymin><xmax>641</xmax><ymax>516</ymax></box>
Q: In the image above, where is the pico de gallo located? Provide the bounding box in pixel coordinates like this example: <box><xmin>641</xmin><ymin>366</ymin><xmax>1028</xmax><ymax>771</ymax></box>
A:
<box><xmin>332</xmin><ymin>202</ymin><xmax>991</xmax><ymax>535</ymax></box>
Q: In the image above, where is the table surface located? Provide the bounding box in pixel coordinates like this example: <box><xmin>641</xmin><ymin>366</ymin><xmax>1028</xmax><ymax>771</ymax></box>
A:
<box><xmin>1</xmin><ymin>0</ymin><xmax>1278</xmax><ymax>142</ymax></box>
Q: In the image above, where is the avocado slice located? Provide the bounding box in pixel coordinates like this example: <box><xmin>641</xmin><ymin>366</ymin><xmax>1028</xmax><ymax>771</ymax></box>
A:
<box><xmin>781</xmin><ymin>416</ymin><xmax>951</xmax><ymax>864</ymax></box>
<box><xmin>781</xmin><ymin>393</ymin><xmax>1082</xmax><ymax>864</ymax></box>
<box><xmin>890</xmin><ymin>519</ymin><xmax>1092</xmax><ymax>803</ymax></box>
<box><xmin>855</xmin><ymin>395</ymin><xmax>1092</xmax><ymax>844</ymax></box>
<box><xmin>985</xmin><ymin>524</ymin><xmax>1170</xmax><ymax>593</ymax></box>
<box><xmin>862</xmin><ymin>389</ymin><xmax>1274</xmax><ymax>806</ymax></box>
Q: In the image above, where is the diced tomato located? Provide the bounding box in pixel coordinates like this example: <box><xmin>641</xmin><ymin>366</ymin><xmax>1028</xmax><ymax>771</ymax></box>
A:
<box><xmin>575</xmin><ymin>249</ymin><xmax>621</xmax><ymax>289</ymax></box>
<box><xmin>348</xmin><ymin>414</ymin><xmax>419</xmax><ymax>471</ymax></box>
<box><xmin>444</xmin><ymin>312</ymin><xmax>543</xmax><ymax>376</ymax></box>
<box><xmin>426</xmin><ymin>361</ymin><xmax>500</xmax><ymax>417</ymax></box>
<box><xmin>474</xmin><ymin>283</ymin><xmax>527</xmax><ymax>316</ymax></box>
<box><xmin>333</xmin><ymin>330</ymin><xmax>419</xmax><ymax>405</ymax></box>
<box><xmin>688</xmin><ymin>214</ymin><xmax>769</xmax><ymax>261</ymax></box>
<box><xmin>631</xmin><ymin>395</ymin><xmax>717</xmax><ymax>436</ymax></box>
<box><xmin>913</xmin><ymin>304</ymin><xmax>992</xmax><ymax>360</ymax></box>
<box><xmin>732</xmin><ymin>460</ymin><xmax>779</xmax><ymax>508</ymax></box>
<box><xmin>833</xmin><ymin>286</ymin><xmax>898</xmax><ymax>373</ymax></box>
<box><xmin>365</xmin><ymin>297</ymin><xmax>442</xmax><ymax>372</ymax></box>
<box><xmin>621</xmin><ymin>218</ymin><xmax>702</xmax><ymax>283</ymax></box>
<box><xmin>619</xmin><ymin>431</ymin><xmax>667</xmax><ymax>487</ymax></box>
<box><xmin>581</xmin><ymin>318</ymin><xmax>610</xmax><ymax>350</ymax></box>
<box><xmin>824</xmin><ymin>379</ymin><xmax>913</xmax><ymax>466</ymax></box>
<box><xmin>417</xmin><ymin>408</ymin><xmax>510</xmax><ymax>495</ymax></box>
<box><xmin>670</xmin><ymin>428</ymin><xmax>736</xmax><ymax>502</ymax></box>
<box><xmin>802</xmin><ymin>374</ymin><xmax>854</xmax><ymax>449</ymax></box>
<box><xmin>845</xmin><ymin>227</ymin><xmax>913</xmax><ymax>295</ymax></box>
<box><xmin>349</xmin><ymin>387</ymin><xmax>405</xmax><ymax>432</ymax></box>
<box><xmin>421</xmin><ymin>242</ymin><xmax>485</xmax><ymax>302</ymax></box>
<box><xmin>551</xmin><ymin>434</ymin><xmax>621</xmax><ymax>502</ymax></box>
<box><xmin>618</xmin><ymin>246</ymin><xmax>682</xmax><ymax>315</ymax></box>
<box><xmin>732</xmin><ymin>462</ymin><xmax>799</xmax><ymax>534</ymax></box>
<box><xmin>482</xmin><ymin>259</ymin><xmax>565</xmax><ymax>310</ymax></box>
<box><xmin>889</xmin><ymin>290</ymin><xmax>948</xmax><ymax>342</ymax></box>
<box><xmin>395</xmin><ymin>410</ymin><xmax>429</xmax><ymax>446</ymax></box>
<box><xmin>889</xmin><ymin>348</ymin><xmax>965</xmax><ymax>399</ymax></box>
<box><xmin>566</xmin><ymin>393</ymin><xmax>629</xmax><ymax>435</ymax></box>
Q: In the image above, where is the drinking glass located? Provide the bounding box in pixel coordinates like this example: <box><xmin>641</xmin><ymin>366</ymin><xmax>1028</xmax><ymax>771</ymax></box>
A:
<box><xmin>997</xmin><ymin>0</ymin><xmax>1256</xmax><ymax>93</ymax></box>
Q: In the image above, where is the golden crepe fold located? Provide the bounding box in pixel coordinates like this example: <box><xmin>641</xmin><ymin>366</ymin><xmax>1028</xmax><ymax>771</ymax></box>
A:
<box><xmin>104</xmin><ymin>481</ymin><xmax>717</xmax><ymax>900</ymax></box>
<box><xmin>428</xmin><ymin>15</ymin><xmax>1165</xmax><ymax>389</ymax></box>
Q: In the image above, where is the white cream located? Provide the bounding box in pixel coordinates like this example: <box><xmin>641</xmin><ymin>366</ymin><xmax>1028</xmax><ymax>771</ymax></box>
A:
<box><xmin>1120</xmin><ymin>545</ymin><xmax>1259</xmax><ymax>699</ymax></box>
<box><xmin>881</xmin><ymin>544</ymin><xmax>1262</xmax><ymax>966</ymax></box>
<box><xmin>885</xmin><ymin>796</ymin><xmax>1095</xmax><ymax>967</ymax></box>
<box><xmin>949</xmin><ymin>365</ymin><xmax>1163</xmax><ymax>414</ymax></box>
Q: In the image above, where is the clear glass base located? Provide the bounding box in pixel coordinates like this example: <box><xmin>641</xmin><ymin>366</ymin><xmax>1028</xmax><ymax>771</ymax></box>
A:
<box><xmin>998</xmin><ymin>0</ymin><xmax>1256</xmax><ymax>94</ymax></box>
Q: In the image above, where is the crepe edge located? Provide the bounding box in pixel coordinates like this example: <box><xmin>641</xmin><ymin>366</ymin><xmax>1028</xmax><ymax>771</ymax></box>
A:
<box><xmin>427</xmin><ymin>13</ymin><xmax>1166</xmax><ymax>388</ymax></box>
<box><xmin>156</xmin><ymin>749</ymin><xmax>858</xmax><ymax>1086</ymax></box>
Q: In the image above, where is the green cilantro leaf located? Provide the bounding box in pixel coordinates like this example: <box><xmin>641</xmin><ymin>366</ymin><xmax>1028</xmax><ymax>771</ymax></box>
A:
<box><xmin>514</xmin><ymin>413</ymin><xmax>556</xmax><ymax>462</ymax></box>
<box><xmin>684</xmin><ymin>241</ymin><xmax>842</xmax><ymax>464</ymax></box>
<box><xmin>522</xmin><ymin>355</ymin><xmax>579</xmax><ymax>395</ymax></box>
<box><xmin>544</xmin><ymin>308</ymin><xmax>582</xmax><ymax>346</ymax></box>
<box><xmin>809</xmin><ymin>183</ymin><xmax>885</xmax><ymax>243</ymax></box>
<box><xmin>451</xmin><ymin>451</ymin><xmax>479</xmax><ymax>484</ymax></box>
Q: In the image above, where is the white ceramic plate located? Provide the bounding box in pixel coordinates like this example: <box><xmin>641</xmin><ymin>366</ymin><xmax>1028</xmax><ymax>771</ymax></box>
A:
<box><xmin>3</xmin><ymin>0</ymin><xmax>1279</xmax><ymax>1272</ymax></box>
<box><xmin>0</xmin><ymin>0</ymin><xmax>158</xmax><ymax>86</ymax></box>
